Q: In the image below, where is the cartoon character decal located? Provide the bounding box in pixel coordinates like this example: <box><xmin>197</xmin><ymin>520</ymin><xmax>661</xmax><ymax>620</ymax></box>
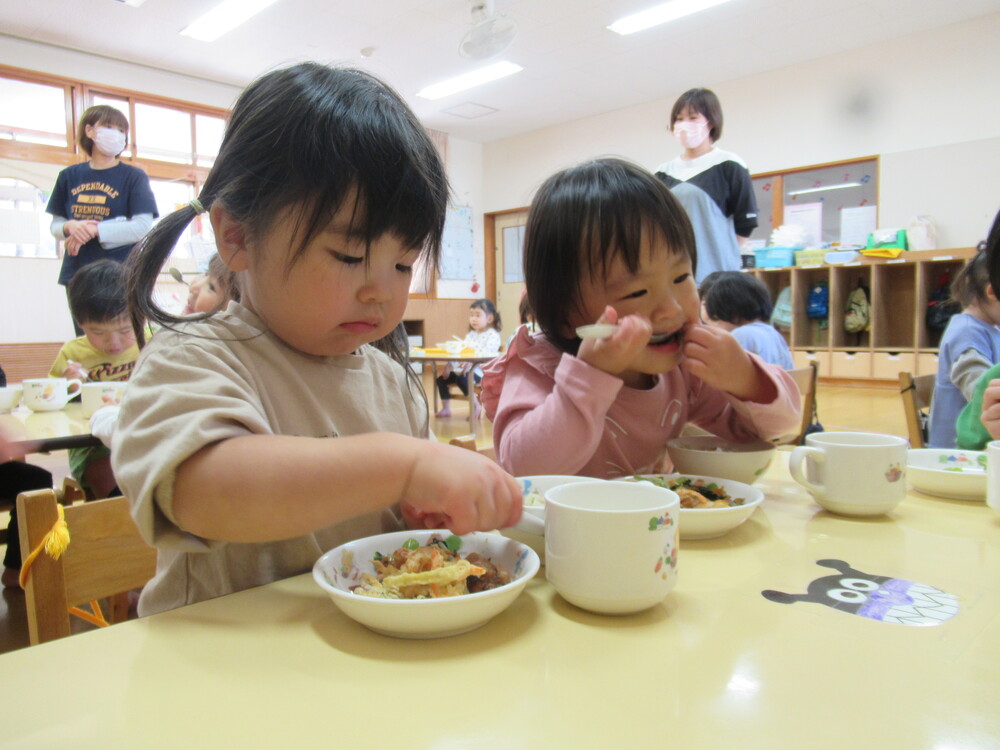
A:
<box><xmin>762</xmin><ymin>559</ymin><xmax>959</xmax><ymax>626</ymax></box>
<box><xmin>884</xmin><ymin>463</ymin><xmax>902</xmax><ymax>482</ymax></box>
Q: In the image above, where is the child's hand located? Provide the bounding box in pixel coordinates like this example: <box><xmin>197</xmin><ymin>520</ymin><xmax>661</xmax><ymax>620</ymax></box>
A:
<box><xmin>63</xmin><ymin>360</ymin><xmax>89</xmax><ymax>383</ymax></box>
<box><xmin>981</xmin><ymin>379</ymin><xmax>1000</xmax><ymax>440</ymax></box>
<box><xmin>681</xmin><ymin>323</ymin><xmax>772</xmax><ymax>401</ymax></box>
<box><xmin>402</xmin><ymin>441</ymin><xmax>522</xmax><ymax>535</ymax></box>
<box><xmin>577</xmin><ymin>306</ymin><xmax>652</xmax><ymax>377</ymax></box>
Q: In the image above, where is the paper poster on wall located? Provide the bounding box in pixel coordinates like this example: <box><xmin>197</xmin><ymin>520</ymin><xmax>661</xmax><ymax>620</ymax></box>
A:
<box><xmin>783</xmin><ymin>202</ymin><xmax>823</xmax><ymax>247</ymax></box>
<box><xmin>840</xmin><ymin>205</ymin><xmax>878</xmax><ymax>247</ymax></box>
<box><xmin>440</xmin><ymin>205</ymin><xmax>474</xmax><ymax>280</ymax></box>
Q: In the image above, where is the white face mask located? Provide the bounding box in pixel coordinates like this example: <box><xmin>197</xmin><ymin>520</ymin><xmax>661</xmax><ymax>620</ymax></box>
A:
<box><xmin>93</xmin><ymin>127</ymin><xmax>127</xmax><ymax>157</ymax></box>
<box><xmin>673</xmin><ymin>121</ymin><xmax>710</xmax><ymax>150</ymax></box>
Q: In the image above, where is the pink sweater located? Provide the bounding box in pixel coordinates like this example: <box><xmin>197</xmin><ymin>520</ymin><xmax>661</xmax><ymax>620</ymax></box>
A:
<box><xmin>480</xmin><ymin>328</ymin><xmax>801</xmax><ymax>478</ymax></box>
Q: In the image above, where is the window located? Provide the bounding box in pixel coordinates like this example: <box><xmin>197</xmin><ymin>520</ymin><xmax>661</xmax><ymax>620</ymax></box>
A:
<box><xmin>0</xmin><ymin>77</ymin><xmax>70</xmax><ymax>149</ymax></box>
<box><xmin>0</xmin><ymin>177</ymin><xmax>58</xmax><ymax>258</ymax></box>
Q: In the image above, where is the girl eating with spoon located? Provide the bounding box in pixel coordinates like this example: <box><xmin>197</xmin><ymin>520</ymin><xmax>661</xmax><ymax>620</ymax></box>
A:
<box><xmin>480</xmin><ymin>158</ymin><xmax>800</xmax><ymax>478</ymax></box>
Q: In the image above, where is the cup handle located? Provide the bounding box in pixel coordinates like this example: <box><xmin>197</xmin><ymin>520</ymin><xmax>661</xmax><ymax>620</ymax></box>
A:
<box><xmin>789</xmin><ymin>445</ymin><xmax>826</xmax><ymax>498</ymax></box>
<box><xmin>509</xmin><ymin>513</ymin><xmax>544</xmax><ymax>535</ymax></box>
<box><xmin>63</xmin><ymin>379</ymin><xmax>84</xmax><ymax>406</ymax></box>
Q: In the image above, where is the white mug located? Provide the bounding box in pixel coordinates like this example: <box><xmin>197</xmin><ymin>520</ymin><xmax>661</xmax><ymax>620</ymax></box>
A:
<box><xmin>543</xmin><ymin>481</ymin><xmax>679</xmax><ymax>615</ymax></box>
<box><xmin>21</xmin><ymin>378</ymin><xmax>83</xmax><ymax>412</ymax></box>
<box><xmin>0</xmin><ymin>385</ymin><xmax>22</xmax><ymax>413</ymax></box>
<box><xmin>789</xmin><ymin>431</ymin><xmax>908</xmax><ymax>516</ymax></box>
<box><xmin>987</xmin><ymin>441</ymin><xmax>1000</xmax><ymax>518</ymax></box>
<box><xmin>80</xmin><ymin>381</ymin><xmax>127</xmax><ymax>417</ymax></box>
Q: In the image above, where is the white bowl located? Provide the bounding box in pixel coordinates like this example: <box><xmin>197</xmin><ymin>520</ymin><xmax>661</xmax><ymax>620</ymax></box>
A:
<box><xmin>666</xmin><ymin>436</ymin><xmax>776</xmax><ymax>485</ymax></box>
<box><xmin>906</xmin><ymin>449</ymin><xmax>987</xmax><ymax>501</ymax></box>
<box><xmin>0</xmin><ymin>386</ymin><xmax>22</xmax><ymax>413</ymax></box>
<box><xmin>622</xmin><ymin>474</ymin><xmax>765</xmax><ymax>540</ymax></box>
<box><xmin>313</xmin><ymin>530</ymin><xmax>539</xmax><ymax>639</ymax></box>
<box><xmin>503</xmin><ymin>475</ymin><xmax>605</xmax><ymax>559</ymax></box>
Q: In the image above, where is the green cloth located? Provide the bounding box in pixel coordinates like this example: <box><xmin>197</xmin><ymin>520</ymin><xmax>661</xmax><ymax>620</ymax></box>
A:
<box><xmin>955</xmin><ymin>362</ymin><xmax>1000</xmax><ymax>449</ymax></box>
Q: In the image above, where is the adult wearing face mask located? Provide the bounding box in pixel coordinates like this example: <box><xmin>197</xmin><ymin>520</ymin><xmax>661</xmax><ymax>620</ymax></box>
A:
<box><xmin>655</xmin><ymin>88</ymin><xmax>757</xmax><ymax>283</ymax></box>
<box><xmin>47</xmin><ymin>105</ymin><xmax>158</xmax><ymax>334</ymax></box>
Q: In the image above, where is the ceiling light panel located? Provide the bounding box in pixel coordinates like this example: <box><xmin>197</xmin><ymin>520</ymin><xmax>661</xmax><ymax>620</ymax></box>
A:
<box><xmin>180</xmin><ymin>0</ymin><xmax>282</xmax><ymax>42</ymax></box>
<box><xmin>417</xmin><ymin>61</ymin><xmax>523</xmax><ymax>100</ymax></box>
<box><xmin>608</xmin><ymin>0</ymin><xmax>735</xmax><ymax>35</ymax></box>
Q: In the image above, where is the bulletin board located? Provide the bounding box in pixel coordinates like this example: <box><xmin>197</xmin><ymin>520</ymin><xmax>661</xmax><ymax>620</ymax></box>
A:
<box><xmin>440</xmin><ymin>205</ymin><xmax>474</xmax><ymax>280</ymax></box>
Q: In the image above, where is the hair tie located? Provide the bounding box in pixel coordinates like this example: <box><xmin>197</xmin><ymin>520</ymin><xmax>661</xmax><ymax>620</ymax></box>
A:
<box><xmin>189</xmin><ymin>198</ymin><xmax>206</xmax><ymax>215</ymax></box>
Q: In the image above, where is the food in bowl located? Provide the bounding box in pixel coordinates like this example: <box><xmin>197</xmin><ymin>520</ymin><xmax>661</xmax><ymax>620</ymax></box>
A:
<box><xmin>623</xmin><ymin>474</ymin><xmax>764</xmax><ymax>540</ymax></box>
<box><xmin>353</xmin><ymin>534</ymin><xmax>511</xmax><ymax>599</ymax></box>
<box><xmin>313</xmin><ymin>530</ymin><xmax>539</xmax><ymax>639</ymax></box>
<box><xmin>632</xmin><ymin>475</ymin><xmax>746</xmax><ymax>508</ymax></box>
<box><xmin>666</xmin><ymin>435</ymin><xmax>776</xmax><ymax>485</ymax></box>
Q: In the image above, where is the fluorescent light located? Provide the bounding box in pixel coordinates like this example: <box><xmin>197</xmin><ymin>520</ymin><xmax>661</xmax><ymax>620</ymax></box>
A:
<box><xmin>787</xmin><ymin>182</ymin><xmax>863</xmax><ymax>197</ymax></box>
<box><xmin>416</xmin><ymin>62</ymin><xmax>522</xmax><ymax>101</ymax></box>
<box><xmin>608</xmin><ymin>0</ymin><xmax>734</xmax><ymax>35</ymax></box>
<box><xmin>180</xmin><ymin>0</ymin><xmax>281</xmax><ymax>42</ymax></box>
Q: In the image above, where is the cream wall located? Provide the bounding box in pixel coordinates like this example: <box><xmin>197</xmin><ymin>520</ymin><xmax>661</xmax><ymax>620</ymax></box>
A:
<box><xmin>482</xmin><ymin>12</ymin><xmax>1000</xmax><ymax>248</ymax></box>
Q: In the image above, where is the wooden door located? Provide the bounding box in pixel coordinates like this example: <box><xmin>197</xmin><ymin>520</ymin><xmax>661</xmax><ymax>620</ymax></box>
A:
<box><xmin>492</xmin><ymin>210</ymin><xmax>529</xmax><ymax>341</ymax></box>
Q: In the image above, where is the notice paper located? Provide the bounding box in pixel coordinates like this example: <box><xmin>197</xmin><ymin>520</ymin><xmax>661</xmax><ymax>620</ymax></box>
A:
<box><xmin>783</xmin><ymin>202</ymin><xmax>823</xmax><ymax>246</ymax></box>
<box><xmin>840</xmin><ymin>205</ymin><xmax>878</xmax><ymax>247</ymax></box>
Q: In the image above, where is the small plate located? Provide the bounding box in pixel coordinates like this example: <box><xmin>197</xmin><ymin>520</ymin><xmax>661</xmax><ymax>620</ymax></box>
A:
<box><xmin>906</xmin><ymin>449</ymin><xmax>987</xmax><ymax>501</ymax></box>
<box><xmin>620</xmin><ymin>474</ymin><xmax>764</xmax><ymax>540</ymax></box>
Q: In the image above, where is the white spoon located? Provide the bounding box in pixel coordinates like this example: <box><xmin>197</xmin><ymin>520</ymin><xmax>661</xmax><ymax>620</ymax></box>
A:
<box><xmin>575</xmin><ymin>323</ymin><xmax>618</xmax><ymax>340</ymax></box>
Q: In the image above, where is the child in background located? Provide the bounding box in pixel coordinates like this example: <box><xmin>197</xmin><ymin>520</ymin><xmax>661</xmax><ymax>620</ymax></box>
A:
<box><xmin>507</xmin><ymin>288</ymin><xmax>539</xmax><ymax>348</ymax></box>
<box><xmin>51</xmin><ymin>258</ymin><xmax>138</xmax><ymax>498</ymax></box>
<box><xmin>435</xmin><ymin>298</ymin><xmax>502</xmax><ymax>418</ymax></box>
<box><xmin>480</xmin><ymin>158</ymin><xmax>800</xmax><ymax>478</ymax></box>
<box><xmin>928</xmin><ymin>247</ymin><xmax>1000</xmax><ymax>448</ymax></box>
<box><xmin>700</xmin><ymin>271</ymin><xmax>794</xmax><ymax>369</ymax></box>
<box><xmin>183</xmin><ymin>254</ymin><xmax>242</xmax><ymax>316</ymax></box>
<box><xmin>952</xmin><ymin>210</ymin><xmax>1000</xmax><ymax>450</ymax></box>
<box><xmin>114</xmin><ymin>63</ymin><xmax>520</xmax><ymax>616</ymax></box>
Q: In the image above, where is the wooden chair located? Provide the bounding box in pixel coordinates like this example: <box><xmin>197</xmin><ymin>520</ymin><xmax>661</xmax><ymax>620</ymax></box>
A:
<box><xmin>17</xmin><ymin>489</ymin><xmax>156</xmax><ymax>645</ymax></box>
<box><xmin>778</xmin><ymin>362</ymin><xmax>819</xmax><ymax>446</ymax></box>
<box><xmin>449</xmin><ymin>434</ymin><xmax>497</xmax><ymax>462</ymax></box>
<box><xmin>899</xmin><ymin>371</ymin><xmax>935</xmax><ymax>448</ymax></box>
<box><xmin>0</xmin><ymin>476</ymin><xmax>86</xmax><ymax>546</ymax></box>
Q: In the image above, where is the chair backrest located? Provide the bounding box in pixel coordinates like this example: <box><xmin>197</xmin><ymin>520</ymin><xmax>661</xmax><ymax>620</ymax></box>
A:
<box><xmin>17</xmin><ymin>489</ymin><xmax>157</xmax><ymax>645</ymax></box>
<box><xmin>449</xmin><ymin>434</ymin><xmax>497</xmax><ymax>462</ymax></box>
<box><xmin>779</xmin><ymin>363</ymin><xmax>818</xmax><ymax>446</ymax></box>
<box><xmin>899</xmin><ymin>371</ymin><xmax>935</xmax><ymax>448</ymax></box>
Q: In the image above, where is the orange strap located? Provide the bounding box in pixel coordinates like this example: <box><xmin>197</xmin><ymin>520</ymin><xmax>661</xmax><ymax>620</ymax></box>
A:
<box><xmin>19</xmin><ymin>504</ymin><xmax>109</xmax><ymax>629</ymax></box>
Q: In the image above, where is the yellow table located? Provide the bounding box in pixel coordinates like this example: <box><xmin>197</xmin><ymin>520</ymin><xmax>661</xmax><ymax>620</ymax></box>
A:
<box><xmin>3</xmin><ymin>452</ymin><xmax>999</xmax><ymax>748</ymax></box>
<box><xmin>410</xmin><ymin>349</ymin><xmax>493</xmax><ymax>432</ymax></box>
<box><xmin>0</xmin><ymin>402</ymin><xmax>99</xmax><ymax>454</ymax></box>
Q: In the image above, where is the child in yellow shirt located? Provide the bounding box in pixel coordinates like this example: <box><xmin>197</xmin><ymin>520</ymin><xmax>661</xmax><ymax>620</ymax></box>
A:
<box><xmin>51</xmin><ymin>259</ymin><xmax>139</xmax><ymax>497</ymax></box>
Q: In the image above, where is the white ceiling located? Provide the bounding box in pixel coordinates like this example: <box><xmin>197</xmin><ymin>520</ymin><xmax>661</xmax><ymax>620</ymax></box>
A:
<box><xmin>3</xmin><ymin>0</ymin><xmax>1000</xmax><ymax>143</ymax></box>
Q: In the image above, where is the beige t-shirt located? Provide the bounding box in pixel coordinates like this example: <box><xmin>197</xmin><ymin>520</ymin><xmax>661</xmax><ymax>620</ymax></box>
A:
<box><xmin>112</xmin><ymin>303</ymin><xmax>425</xmax><ymax>615</ymax></box>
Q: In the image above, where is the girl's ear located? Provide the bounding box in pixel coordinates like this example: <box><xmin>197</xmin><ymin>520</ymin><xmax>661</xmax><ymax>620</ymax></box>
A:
<box><xmin>210</xmin><ymin>204</ymin><xmax>250</xmax><ymax>272</ymax></box>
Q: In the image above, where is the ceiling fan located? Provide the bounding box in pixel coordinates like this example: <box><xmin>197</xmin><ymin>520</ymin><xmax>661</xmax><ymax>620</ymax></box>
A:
<box><xmin>459</xmin><ymin>0</ymin><xmax>518</xmax><ymax>60</ymax></box>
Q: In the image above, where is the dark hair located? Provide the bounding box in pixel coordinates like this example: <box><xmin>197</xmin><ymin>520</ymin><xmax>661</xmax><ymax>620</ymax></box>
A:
<box><xmin>518</xmin><ymin>291</ymin><xmax>534</xmax><ymax>325</ymax></box>
<box><xmin>470</xmin><ymin>298</ymin><xmax>501</xmax><ymax>332</ymax></box>
<box><xmin>670</xmin><ymin>88</ymin><xmax>723</xmax><ymax>143</ymax></box>
<box><xmin>68</xmin><ymin>259</ymin><xmax>128</xmax><ymax>325</ymax></box>
<box><xmin>77</xmin><ymin>105</ymin><xmax>129</xmax><ymax>157</ymax></box>
<box><xmin>698</xmin><ymin>270</ymin><xmax>726</xmax><ymax>302</ymax></box>
<box><xmin>126</xmin><ymin>63</ymin><xmax>447</xmax><ymax>402</ymax></box>
<box><xmin>703</xmin><ymin>272</ymin><xmax>772</xmax><ymax>324</ymax></box>
<box><xmin>524</xmin><ymin>158</ymin><xmax>696</xmax><ymax>355</ymax></box>
<box><xmin>986</xmin><ymin>208</ymin><xmax>1000</xmax><ymax>298</ymax></box>
<box><xmin>951</xmin><ymin>247</ymin><xmax>992</xmax><ymax>308</ymax></box>
<box><xmin>207</xmin><ymin>253</ymin><xmax>240</xmax><ymax>305</ymax></box>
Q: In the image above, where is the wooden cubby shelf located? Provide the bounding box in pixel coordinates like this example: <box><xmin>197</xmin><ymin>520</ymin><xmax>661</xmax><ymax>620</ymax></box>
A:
<box><xmin>746</xmin><ymin>247</ymin><xmax>978</xmax><ymax>383</ymax></box>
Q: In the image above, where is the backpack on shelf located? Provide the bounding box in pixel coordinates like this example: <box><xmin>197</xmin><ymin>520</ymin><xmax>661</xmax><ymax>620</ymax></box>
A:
<box><xmin>806</xmin><ymin>282</ymin><xmax>829</xmax><ymax>319</ymax></box>
<box><xmin>844</xmin><ymin>282</ymin><xmax>871</xmax><ymax>334</ymax></box>
<box><xmin>926</xmin><ymin>271</ymin><xmax>960</xmax><ymax>333</ymax></box>
<box><xmin>770</xmin><ymin>286</ymin><xmax>793</xmax><ymax>331</ymax></box>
